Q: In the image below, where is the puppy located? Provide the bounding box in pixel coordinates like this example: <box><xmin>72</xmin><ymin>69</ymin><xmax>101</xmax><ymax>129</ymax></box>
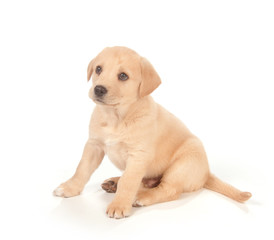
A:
<box><xmin>53</xmin><ymin>46</ymin><xmax>252</xmax><ymax>219</ymax></box>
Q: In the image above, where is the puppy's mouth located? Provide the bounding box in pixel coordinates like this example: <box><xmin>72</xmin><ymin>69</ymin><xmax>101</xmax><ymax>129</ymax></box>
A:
<box><xmin>95</xmin><ymin>98</ymin><xmax>105</xmax><ymax>104</ymax></box>
<box><xmin>93</xmin><ymin>97</ymin><xmax>119</xmax><ymax>107</ymax></box>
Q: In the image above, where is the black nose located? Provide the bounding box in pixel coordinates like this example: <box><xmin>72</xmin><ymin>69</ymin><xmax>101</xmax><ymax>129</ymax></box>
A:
<box><xmin>94</xmin><ymin>85</ymin><xmax>108</xmax><ymax>97</ymax></box>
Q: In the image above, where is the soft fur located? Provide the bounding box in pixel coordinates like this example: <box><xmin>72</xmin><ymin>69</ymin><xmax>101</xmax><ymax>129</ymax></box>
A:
<box><xmin>53</xmin><ymin>46</ymin><xmax>251</xmax><ymax>219</ymax></box>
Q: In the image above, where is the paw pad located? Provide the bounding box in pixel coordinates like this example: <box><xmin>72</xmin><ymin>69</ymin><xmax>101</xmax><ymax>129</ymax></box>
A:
<box><xmin>101</xmin><ymin>180</ymin><xmax>117</xmax><ymax>193</ymax></box>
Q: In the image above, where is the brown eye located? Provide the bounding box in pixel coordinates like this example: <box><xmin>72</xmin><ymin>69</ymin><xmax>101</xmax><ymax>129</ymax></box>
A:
<box><xmin>118</xmin><ymin>72</ymin><xmax>129</xmax><ymax>81</ymax></box>
<box><xmin>95</xmin><ymin>66</ymin><xmax>102</xmax><ymax>75</ymax></box>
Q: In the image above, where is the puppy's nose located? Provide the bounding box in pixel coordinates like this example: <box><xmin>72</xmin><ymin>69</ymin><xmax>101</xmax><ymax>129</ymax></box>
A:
<box><xmin>94</xmin><ymin>85</ymin><xmax>108</xmax><ymax>97</ymax></box>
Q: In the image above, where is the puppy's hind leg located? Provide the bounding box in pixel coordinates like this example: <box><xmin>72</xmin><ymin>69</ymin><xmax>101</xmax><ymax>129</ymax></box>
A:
<box><xmin>134</xmin><ymin>139</ymin><xmax>209</xmax><ymax>207</ymax></box>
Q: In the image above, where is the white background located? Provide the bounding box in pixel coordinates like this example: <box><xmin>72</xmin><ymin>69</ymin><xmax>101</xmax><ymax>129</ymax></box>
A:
<box><xmin>0</xmin><ymin>0</ymin><xmax>273</xmax><ymax>239</ymax></box>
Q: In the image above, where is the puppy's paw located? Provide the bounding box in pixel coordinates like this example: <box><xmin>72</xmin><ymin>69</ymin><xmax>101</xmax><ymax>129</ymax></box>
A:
<box><xmin>106</xmin><ymin>201</ymin><xmax>132</xmax><ymax>219</ymax></box>
<box><xmin>133</xmin><ymin>190</ymin><xmax>150</xmax><ymax>207</ymax></box>
<box><xmin>53</xmin><ymin>179</ymin><xmax>83</xmax><ymax>198</ymax></box>
<box><xmin>101</xmin><ymin>177</ymin><xmax>120</xmax><ymax>193</ymax></box>
<box><xmin>53</xmin><ymin>187</ymin><xmax>65</xmax><ymax>197</ymax></box>
<box><xmin>132</xmin><ymin>200</ymin><xmax>144</xmax><ymax>207</ymax></box>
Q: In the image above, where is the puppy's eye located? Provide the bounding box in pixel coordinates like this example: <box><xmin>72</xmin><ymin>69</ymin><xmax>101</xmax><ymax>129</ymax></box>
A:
<box><xmin>118</xmin><ymin>72</ymin><xmax>129</xmax><ymax>81</ymax></box>
<box><xmin>95</xmin><ymin>66</ymin><xmax>102</xmax><ymax>75</ymax></box>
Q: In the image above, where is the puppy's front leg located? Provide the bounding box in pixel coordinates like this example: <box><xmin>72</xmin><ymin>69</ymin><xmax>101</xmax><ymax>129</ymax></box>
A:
<box><xmin>53</xmin><ymin>139</ymin><xmax>104</xmax><ymax>198</ymax></box>
<box><xmin>106</xmin><ymin>159</ymin><xmax>147</xmax><ymax>219</ymax></box>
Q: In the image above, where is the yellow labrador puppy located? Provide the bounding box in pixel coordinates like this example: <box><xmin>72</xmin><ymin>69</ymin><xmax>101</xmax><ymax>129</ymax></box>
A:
<box><xmin>53</xmin><ymin>46</ymin><xmax>251</xmax><ymax>219</ymax></box>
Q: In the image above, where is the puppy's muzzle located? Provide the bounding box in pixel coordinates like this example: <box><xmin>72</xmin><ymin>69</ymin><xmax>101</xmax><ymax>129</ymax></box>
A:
<box><xmin>94</xmin><ymin>85</ymin><xmax>108</xmax><ymax>97</ymax></box>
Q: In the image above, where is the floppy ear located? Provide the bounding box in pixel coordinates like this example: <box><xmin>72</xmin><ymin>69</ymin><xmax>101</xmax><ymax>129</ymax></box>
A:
<box><xmin>87</xmin><ymin>59</ymin><xmax>94</xmax><ymax>81</ymax></box>
<box><xmin>139</xmin><ymin>57</ymin><xmax>161</xmax><ymax>98</ymax></box>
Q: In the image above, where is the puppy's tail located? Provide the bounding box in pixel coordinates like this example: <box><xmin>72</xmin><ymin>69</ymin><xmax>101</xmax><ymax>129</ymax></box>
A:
<box><xmin>204</xmin><ymin>174</ymin><xmax>252</xmax><ymax>203</ymax></box>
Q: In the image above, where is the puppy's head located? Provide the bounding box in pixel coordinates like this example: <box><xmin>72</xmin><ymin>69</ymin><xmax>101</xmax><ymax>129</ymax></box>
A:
<box><xmin>87</xmin><ymin>47</ymin><xmax>161</xmax><ymax>107</ymax></box>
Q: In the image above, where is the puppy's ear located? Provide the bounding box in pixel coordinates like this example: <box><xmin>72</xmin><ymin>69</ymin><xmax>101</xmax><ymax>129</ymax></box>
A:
<box><xmin>87</xmin><ymin>59</ymin><xmax>94</xmax><ymax>81</ymax></box>
<box><xmin>139</xmin><ymin>57</ymin><xmax>161</xmax><ymax>98</ymax></box>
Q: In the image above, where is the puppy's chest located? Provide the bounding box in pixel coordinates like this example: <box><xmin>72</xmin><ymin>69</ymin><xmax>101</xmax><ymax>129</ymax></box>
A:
<box><xmin>93</xmin><ymin>122</ymin><xmax>129</xmax><ymax>170</ymax></box>
<box><xmin>104</xmin><ymin>141</ymin><xmax>128</xmax><ymax>170</ymax></box>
